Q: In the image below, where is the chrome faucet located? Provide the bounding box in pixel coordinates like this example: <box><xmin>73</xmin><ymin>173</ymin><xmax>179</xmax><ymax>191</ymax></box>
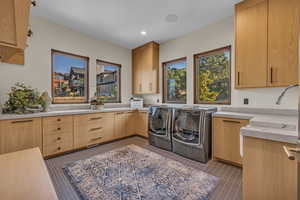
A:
<box><xmin>276</xmin><ymin>84</ymin><xmax>298</xmax><ymax>105</ymax></box>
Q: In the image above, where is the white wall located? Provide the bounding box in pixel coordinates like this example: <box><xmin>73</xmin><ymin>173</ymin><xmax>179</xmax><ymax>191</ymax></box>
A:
<box><xmin>142</xmin><ymin>17</ymin><xmax>298</xmax><ymax>109</ymax></box>
<box><xmin>0</xmin><ymin>17</ymin><xmax>132</xmax><ymax>105</ymax></box>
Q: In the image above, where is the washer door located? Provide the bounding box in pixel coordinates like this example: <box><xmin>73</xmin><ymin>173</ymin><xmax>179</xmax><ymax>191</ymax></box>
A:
<box><xmin>149</xmin><ymin>108</ymin><xmax>170</xmax><ymax>136</ymax></box>
<box><xmin>173</xmin><ymin>111</ymin><xmax>200</xmax><ymax>144</ymax></box>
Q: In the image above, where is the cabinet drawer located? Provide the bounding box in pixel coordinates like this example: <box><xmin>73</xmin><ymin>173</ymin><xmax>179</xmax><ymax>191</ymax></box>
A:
<box><xmin>76</xmin><ymin>113</ymin><xmax>104</xmax><ymax>122</ymax></box>
<box><xmin>43</xmin><ymin>132</ymin><xmax>73</xmax><ymax>146</ymax></box>
<box><xmin>43</xmin><ymin>116</ymin><xmax>73</xmax><ymax>135</ymax></box>
<box><xmin>43</xmin><ymin>115</ymin><xmax>73</xmax><ymax>126</ymax></box>
<box><xmin>43</xmin><ymin>123</ymin><xmax>73</xmax><ymax>136</ymax></box>
<box><xmin>43</xmin><ymin>140</ymin><xmax>73</xmax><ymax>157</ymax></box>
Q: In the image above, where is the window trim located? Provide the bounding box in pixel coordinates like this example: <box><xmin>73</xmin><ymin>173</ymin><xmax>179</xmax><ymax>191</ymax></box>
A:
<box><xmin>51</xmin><ymin>49</ymin><xmax>89</xmax><ymax>104</ymax></box>
<box><xmin>162</xmin><ymin>57</ymin><xmax>187</xmax><ymax>104</ymax></box>
<box><xmin>193</xmin><ymin>46</ymin><xmax>231</xmax><ymax>105</ymax></box>
<box><xmin>96</xmin><ymin>59</ymin><xmax>122</xmax><ymax>103</ymax></box>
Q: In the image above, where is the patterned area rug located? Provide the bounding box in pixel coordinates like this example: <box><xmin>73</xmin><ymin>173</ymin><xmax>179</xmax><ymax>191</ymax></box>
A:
<box><xmin>63</xmin><ymin>145</ymin><xmax>218</xmax><ymax>200</ymax></box>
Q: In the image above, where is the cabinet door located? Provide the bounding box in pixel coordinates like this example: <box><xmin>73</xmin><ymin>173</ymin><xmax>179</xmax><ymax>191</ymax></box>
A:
<box><xmin>0</xmin><ymin>0</ymin><xmax>17</xmax><ymax>46</ymax></box>
<box><xmin>243</xmin><ymin>137</ymin><xmax>297</xmax><ymax>200</ymax></box>
<box><xmin>115</xmin><ymin>112</ymin><xmax>127</xmax><ymax>138</ymax></box>
<box><xmin>101</xmin><ymin>113</ymin><xmax>115</xmax><ymax>142</ymax></box>
<box><xmin>136</xmin><ymin>112</ymin><xmax>148</xmax><ymax>137</ymax></box>
<box><xmin>0</xmin><ymin>118</ymin><xmax>42</xmax><ymax>154</ymax></box>
<box><xmin>132</xmin><ymin>49</ymin><xmax>143</xmax><ymax>94</ymax></box>
<box><xmin>125</xmin><ymin>112</ymin><xmax>135</xmax><ymax>136</ymax></box>
<box><xmin>235</xmin><ymin>0</ymin><xmax>268</xmax><ymax>88</ymax></box>
<box><xmin>268</xmin><ymin>0</ymin><xmax>299</xmax><ymax>86</ymax></box>
<box><xmin>213</xmin><ymin>117</ymin><xmax>249</xmax><ymax>165</ymax></box>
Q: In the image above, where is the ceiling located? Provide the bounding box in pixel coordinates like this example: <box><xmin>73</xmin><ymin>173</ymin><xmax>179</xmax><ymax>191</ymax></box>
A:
<box><xmin>32</xmin><ymin>0</ymin><xmax>241</xmax><ymax>49</ymax></box>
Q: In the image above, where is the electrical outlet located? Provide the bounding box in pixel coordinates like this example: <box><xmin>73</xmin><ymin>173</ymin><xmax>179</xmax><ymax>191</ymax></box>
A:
<box><xmin>243</xmin><ymin>98</ymin><xmax>249</xmax><ymax>105</ymax></box>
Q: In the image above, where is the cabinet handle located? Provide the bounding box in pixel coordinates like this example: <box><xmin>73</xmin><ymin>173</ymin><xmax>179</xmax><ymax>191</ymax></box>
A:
<box><xmin>31</xmin><ymin>1</ymin><xmax>37</xmax><ymax>7</ymax></box>
<box><xmin>223</xmin><ymin>120</ymin><xmax>241</xmax><ymax>124</ymax></box>
<box><xmin>89</xmin><ymin>117</ymin><xmax>102</xmax><ymax>121</ymax></box>
<box><xmin>89</xmin><ymin>127</ymin><xmax>103</xmax><ymax>132</ymax></box>
<box><xmin>57</xmin><ymin>127</ymin><xmax>61</xmax><ymax>131</ymax></box>
<box><xmin>27</xmin><ymin>29</ymin><xmax>33</xmax><ymax>37</ymax></box>
<box><xmin>11</xmin><ymin>119</ymin><xmax>33</xmax><ymax>124</ymax></box>
<box><xmin>283</xmin><ymin>146</ymin><xmax>298</xmax><ymax>160</ymax></box>
<box><xmin>237</xmin><ymin>72</ymin><xmax>240</xmax><ymax>85</ymax></box>
<box><xmin>57</xmin><ymin>147</ymin><xmax>61</xmax><ymax>151</ymax></box>
<box><xmin>57</xmin><ymin>137</ymin><xmax>61</xmax><ymax>141</ymax></box>
<box><xmin>90</xmin><ymin>136</ymin><xmax>103</xmax><ymax>141</ymax></box>
<box><xmin>270</xmin><ymin>67</ymin><xmax>274</xmax><ymax>84</ymax></box>
<box><xmin>57</xmin><ymin>118</ymin><xmax>61</xmax><ymax>122</ymax></box>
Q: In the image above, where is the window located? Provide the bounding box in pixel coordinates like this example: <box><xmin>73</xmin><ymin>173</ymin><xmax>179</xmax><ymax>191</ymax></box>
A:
<box><xmin>163</xmin><ymin>58</ymin><xmax>187</xmax><ymax>103</ymax></box>
<box><xmin>194</xmin><ymin>46</ymin><xmax>231</xmax><ymax>104</ymax></box>
<box><xmin>51</xmin><ymin>50</ymin><xmax>89</xmax><ymax>104</ymax></box>
<box><xmin>96</xmin><ymin>60</ymin><xmax>121</xmax><ymax>103</ymax></box>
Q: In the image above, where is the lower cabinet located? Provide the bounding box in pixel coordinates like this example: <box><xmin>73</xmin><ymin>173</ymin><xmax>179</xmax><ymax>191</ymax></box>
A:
<box><xmin>0</xmin><ymin>118</ymin><xmax>42</xmax><ymax>154</ymax></box>
<box><xmin>243</xmin><ymin>136</ymin><xmax>297</xmax><ymax>200</ymax></box>
<box><xmin>42</xmin><ymin>115</ymin><xmax>74</xmax><ymax>157</ymax></box>
<box><xmin>74</xmin><ymin>113</ymin><xmax>115</xmax><ymax>149</ymax></box>
<box><xmin>213</xmin><ymin>117</ymin><xmax>249</xmax><ymax>166</ymax></box>
<box><xmin>0</xmin><ymin>110</ymin><xmax>149</xmax><ymax>157</ymax></box>
<box><xmin>136</xmin><ymin>111</ymin><xmax>148</xmax><ymax>137</ymax></box>
<box><xmin>115</xmin><ymin>111</ymin><xmax>135</xmax><ymax>139</ymax></box>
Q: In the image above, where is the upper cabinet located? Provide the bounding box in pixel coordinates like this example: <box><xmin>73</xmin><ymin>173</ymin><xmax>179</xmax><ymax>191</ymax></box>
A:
<box><xmin>235</xmin><ymin>0</ymin><xmax>268</xmax><ymax>88</ymax></box>
<box><xmin>0</xmin><ymin>0</ymin><xmax>32</xmax><ymax>65</ymax></box>
<box><xmin>268</xmin><ymin>0</ymin><xmax>299</xmax><ymax>86</ymax></box>
<box><xmin>132</xmin><ymin>41</ymin><xmax>159</xmax><ymax>94</ymax></box>
<box><xmin>235</xmin><ymin>0</ymin><xmax>299</xmax><ymax>88</ymax></box>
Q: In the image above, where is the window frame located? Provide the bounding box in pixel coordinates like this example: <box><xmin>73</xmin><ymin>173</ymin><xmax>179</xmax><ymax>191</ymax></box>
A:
<box><xmin>193</xmin><ymin>46</ymin><xmax>231</xmax><ymax>105</ymax></box>
<box><xmin>162</xmin><ymin>57</ymin><xmax>187</xmax><ymax>104</ymax></box>
<box><xmin>96</xmin><ymin>59</ymin><xmax>122</xmax><ymax>103</ymax></box>
<box><xmin>51</xmin><ymin>49</ymin><xmax>89</xmax><ymax>104</ymax></box>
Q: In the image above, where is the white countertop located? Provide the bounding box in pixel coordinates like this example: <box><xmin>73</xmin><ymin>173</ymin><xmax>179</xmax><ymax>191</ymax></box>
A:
<box><xmin>0</xmin><ymin>107</ymin><xmax>149</xmax><ymax>121</ymax></box>
<box><xmin>213</xmin><ymin>107</ymin><xmax>298</xmax><ymax>147</ymax></box>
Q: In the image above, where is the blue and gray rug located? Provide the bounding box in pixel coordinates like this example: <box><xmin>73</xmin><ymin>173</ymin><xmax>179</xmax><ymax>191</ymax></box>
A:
<box><xmin>63</xmin><ymin>145</ymin><xmax>218</xmax><ymax>200</ymax></box>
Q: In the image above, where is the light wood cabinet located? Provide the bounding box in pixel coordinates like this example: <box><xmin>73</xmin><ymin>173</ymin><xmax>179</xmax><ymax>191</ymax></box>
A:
<box><xmin>213</xmin><ymin>117</ymin><xmax>249</xmax><ymax>166</ymax></box>
<box><xmin>132</xmin><ymin>41</ymin><xmax>159</xmax><ymax>94</ymax></box>
<box><xmin>235</xmin><ymin>0</ymin><xmax>299</xmax><ymax>88</ymax></box>
<box><xmin>0</xmin><ymin>110</ymin><xmax>149</xmax><ymax>156</ymax></box>
<box><xmin>136</xmin><ymin>111</ymin><xmax>148</xmax><ymax>137</ymax></box>
<box><xmin>243</xmin><ymin>136</ymin><xmax>297</xmax><ymax>200</ymax></box>
<box><xmin>0</xmin><ymin>118</ymin><xmax>42</xmax><ymax>154</ymax></box>
<box><xmin>74</xmin><ymin>113</ymin><xmax>117</xmax><ymax>149</ymax></box>
<box><xmin>235</xmin><ymin>0</ymin><xmax>268</xmax><ymax>88</ymax></box>
<box><xmin>267</xmin><ymin>0</ymin><xmax>299</xmax><ymax>86</ymax></box>
<box><xmin>0</xmin><ymin>0</ymin><xmax>31</xmax><ymax>65</ymax></box>
<box><xmin>42</xmin><ymin>116</ymin><xmax>74</xmax><ymax>157</ymax></box>
<box><xmin>115</xmin><ymin>111</ymin><xmax>135</xmax><ymax>138</ymax></box>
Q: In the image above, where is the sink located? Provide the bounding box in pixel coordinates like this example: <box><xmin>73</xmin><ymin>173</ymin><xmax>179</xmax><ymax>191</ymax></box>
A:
<box><xmin>250</xmin><ymin>118</ymin><xmax>297</xmax><ymax>132</ymax></box>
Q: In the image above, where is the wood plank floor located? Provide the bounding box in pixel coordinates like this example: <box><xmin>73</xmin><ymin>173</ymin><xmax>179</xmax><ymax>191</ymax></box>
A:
<box><xmin>45</xmin><ymin>136</ymin><xmax>242</xmax><ymax>200</ymax></box>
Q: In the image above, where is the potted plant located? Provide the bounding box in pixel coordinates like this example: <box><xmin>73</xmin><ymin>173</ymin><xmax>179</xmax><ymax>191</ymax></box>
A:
<box><xmin>90</xmin><ymin>93</ymin><xmax>105</xmax><ymax>110</ymax></box>
<box><xmin>2</xmin><ymin>83</ymin><xmax>46</xmax><ymax>114</ymax></box>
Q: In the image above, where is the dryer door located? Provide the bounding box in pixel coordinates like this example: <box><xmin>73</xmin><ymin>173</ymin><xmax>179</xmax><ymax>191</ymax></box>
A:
<box><xmin>149</xmin><ymin>108</ymin><xmax>170</xmax><ymax>136</ymax></box>
<box><xmin>173</xmin><ymin>110</ymin><xmax>200</xmax><ymax>144</ymax></box>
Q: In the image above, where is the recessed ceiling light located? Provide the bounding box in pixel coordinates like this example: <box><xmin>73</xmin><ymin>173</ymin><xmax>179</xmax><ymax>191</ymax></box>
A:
<box><xmin>140</xmin><ymin>31</ymin><xmax>147</xmax><ymax>36</ymax></box>
<box><xmin>165</xmin><ymin>14</ymin><xmax>178</xmax><ymax>23</ymax></box>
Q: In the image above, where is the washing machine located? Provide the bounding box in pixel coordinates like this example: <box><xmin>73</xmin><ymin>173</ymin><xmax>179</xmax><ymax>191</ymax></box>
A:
<box><xmin>171</xmin><ymin>106</ymin><xmax>217</xmax><ymax>163</ymax></box>
<box><xmin>148</xmin><ymin>106</ymin><xmax>174</xmax><ymax>151</ymax></box>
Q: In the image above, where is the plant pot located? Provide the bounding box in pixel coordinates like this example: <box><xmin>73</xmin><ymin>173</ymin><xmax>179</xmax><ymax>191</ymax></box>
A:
<box><xmin>96</xmin><ymin>105</ymin><xmax>104</xmax><ymax>110</ymax></box>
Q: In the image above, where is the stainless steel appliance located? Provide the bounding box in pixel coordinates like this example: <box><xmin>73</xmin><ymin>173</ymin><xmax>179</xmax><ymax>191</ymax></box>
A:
<box><xmin>171</xmin><ymin>106</ymin><xmax>217</xmax><ymax>163</ymax></box>
<box><xmin>148</xmin><ymin>106</ymin><xmax>174</xmax><ymax>151</ymax></box>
